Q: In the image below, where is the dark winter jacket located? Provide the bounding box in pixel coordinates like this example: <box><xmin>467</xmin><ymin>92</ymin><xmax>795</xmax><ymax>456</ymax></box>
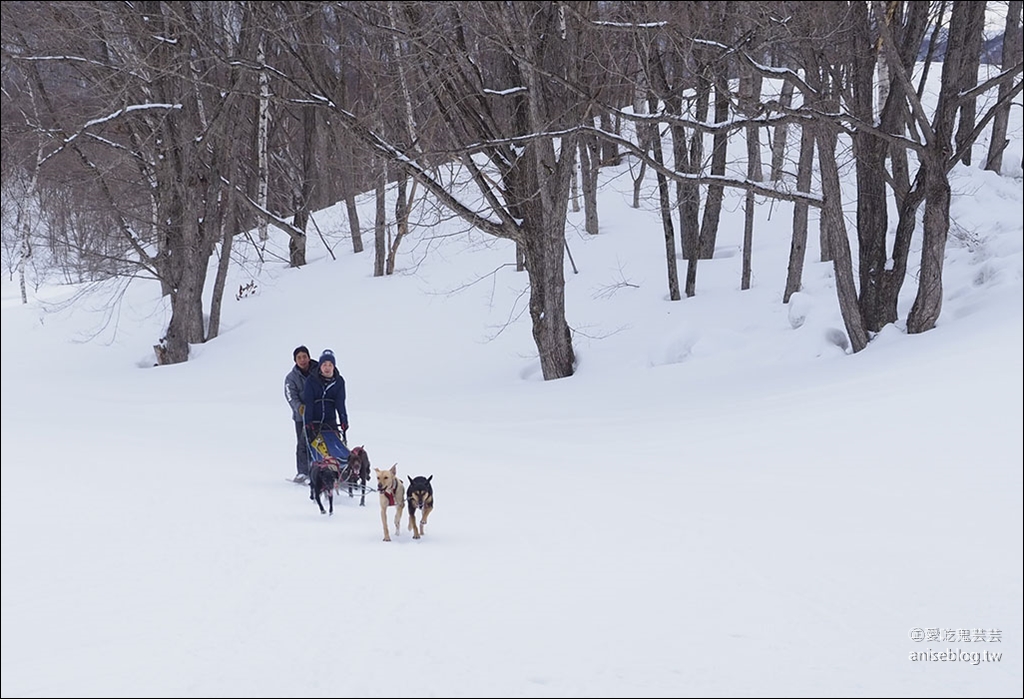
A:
<box><xmin>284</xmin><ymin>360</ymin><xmax>318</xmax><ymax>422</ymax></box>
<box><xmin>302</xmin><ymin>367</ymin><xmax>348</xmax><ymax>429</ymax></box>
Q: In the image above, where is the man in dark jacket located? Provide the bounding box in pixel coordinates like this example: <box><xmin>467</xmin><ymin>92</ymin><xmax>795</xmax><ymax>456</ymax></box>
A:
<box><xmin>302</xmin><ymin>349</ymin><xmax>350</xmax><ymax>464</ymax></box>
<box><xmin>285</xmin><ymin>345</ymin><xmax>318</xmax><ymax>483</ymax></box>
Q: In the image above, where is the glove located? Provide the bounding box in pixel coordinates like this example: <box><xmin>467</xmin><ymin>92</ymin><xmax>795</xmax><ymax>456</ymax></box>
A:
<box><xmin>298</xmin><ymin>405</ymin><xmax>305</xmax><ymax>417</ymax></box>
<box><xmin>341</xmin><ymin>421</ymin><xmax>349</xmax><ymax>431</ymax></box>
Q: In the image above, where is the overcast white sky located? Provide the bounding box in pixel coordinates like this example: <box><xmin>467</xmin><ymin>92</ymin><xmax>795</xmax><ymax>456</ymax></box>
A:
<box><xmin>2</xmin><ymin>73</ymin><xmax>1022</xmax><ymax>697</ymax></box>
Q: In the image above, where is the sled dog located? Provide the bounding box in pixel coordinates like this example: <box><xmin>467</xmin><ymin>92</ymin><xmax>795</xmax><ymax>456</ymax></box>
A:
<box><xmin>406</xmin><ymin>475</ymin><xmax>434</xmax><ymax>540</ymax></box>
<box><xmin>374</xmin><ymin>464</ymin><xmax>406</xmax><ymax>542</ymax></box>
<box><xmin>309</xmin><ymin>456</ymin><xmax>341</xmax><ymax>515</ymax></box>
<box><xmin>338</xmin><ymin>445</ymin><xmax>371</xmax><ymax>507</ymax></box>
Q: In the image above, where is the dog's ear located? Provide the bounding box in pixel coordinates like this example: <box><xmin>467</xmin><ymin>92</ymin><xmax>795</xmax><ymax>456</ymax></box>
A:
<box><xmin>427</xmin><ymin>475</ymin><xmax>433</xmax><ymax>482</ymax></box>
<box><xmin>390</xmin><ymin>463</ymin><xmax>397</xmax><ymax>475</ymax></box>
<box><xmin>408</xmin><ymin>476</ymin><xmax>414</xmax><ymax>485</ymax></box>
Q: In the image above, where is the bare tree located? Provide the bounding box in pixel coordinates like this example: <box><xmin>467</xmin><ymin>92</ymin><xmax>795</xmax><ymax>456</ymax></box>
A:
<box><xmin>908</xmin><ymin>1</ymin><xmax>987</xmax><ymax>332</ymax></box>
<box><xmin>256</xmin><ymin>32</ymin><xmax>271</xmax><ymax>244</ymax></box>
<box><xmin>697</xmin><ymin>61</ymin><xmax>732</xmax><ymax>260</ymax></box>
<box><xmin>769</xmin><ymin>80</ymin><xmax>795</xmax><ymax>182</ymax></box>
<box><xmin>374</xmin><ymin>160</ymin><xmax>387</xmax><ymax>275</ymax></box>
<box><xmin>953</xmin><ymin>0</ymin><xmax>987</xmax><ymax>166</ymax></box>
<box><xmin>849</xmin><ymin>0</ymin><xmax>896</xmax><ymax>332</ymax></box>
<box><xmin>858</xmin><ymin>0</ymin><xmax>930</xmax><ymax>331</ymax></box>
<box><xmin>4</xmin><ymin>80</ymin><xmax>46</xmax><ymax>304</ymax></box>
<box><xmin>783</xmin><ymin>121</ymin><xmax>815</xmax><ymax>303</ymax></box>
<box><xmin>5</xmin><ymin>0</ymin><xmax>1017</xmax><ymax>374</ymax></box>
<box><xmin>985</xmin><ymin>0</ymin><xmax>1023</xmax><ymax>172</ymax></box>
<box><xmin>284</xmin><ymin>2</ymin><xmax>583</xmax><ymax>379</ymax></box>
<box><xmin>3</xmin><ymin>1</ymin><xmax>270</xmax><ymax>364</ymax></box>
<box><xmin>388</xmin><ymin>171</ymin><xmax>418</xmax><ymax>275</ymax></box>
<box><xmin>739</xmin><ymin>63</ymin><xmax>761</xmax><ymax>291</ymax></box>
<box><xmin>816</xmin><ymin>105</ymin><xmax>870</xmax><ymax>352</ymax></box>
<box><xmin>648</xmin><ymin>93</ymin><xmax>682</xmax><ymax>302</ymax></box>
<box><xmin>578</xmin><ymin>131</ymin><xmax>601</xmax><ymax>235</ymax></box>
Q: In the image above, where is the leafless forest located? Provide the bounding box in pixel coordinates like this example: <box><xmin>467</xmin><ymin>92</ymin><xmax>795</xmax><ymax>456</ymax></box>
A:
<box><xmin>2</xmin><ymin>1</ymin><xmax>1021</xmax><ymax>378</ymax></box>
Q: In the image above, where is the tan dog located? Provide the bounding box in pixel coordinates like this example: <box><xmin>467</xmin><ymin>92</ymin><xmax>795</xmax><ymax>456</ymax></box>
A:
<box><xmin>374</xmin><ymin>464</ymin><xmax>406</xmax><ymax>542</ymax></box>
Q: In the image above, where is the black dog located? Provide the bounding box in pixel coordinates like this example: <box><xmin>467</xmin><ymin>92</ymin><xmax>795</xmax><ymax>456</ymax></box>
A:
<box><xmin>309</xmin><ymin>456</ymin><xmax>341</xmax><ymax>515</ymax></box>
<box><xmin>339</xmin><ymin>446</ymin><xmax>371</xmax><ymax>507</ymax></box>
<box><xmin>406</xmin><ymin>475</ymin><xmax>434</xmax><ymax>539</ymax></box>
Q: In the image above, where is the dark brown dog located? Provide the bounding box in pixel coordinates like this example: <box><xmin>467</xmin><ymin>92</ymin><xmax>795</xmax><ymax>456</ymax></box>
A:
<box><xmin>337</xmin><ymin>445</ymin><xmax>371</xmax><ymax>506</ymax></box>
<box><xmin>406</xmin><ymin>475</ymin><xmax>433</xmax><ymax>539</ymax></box>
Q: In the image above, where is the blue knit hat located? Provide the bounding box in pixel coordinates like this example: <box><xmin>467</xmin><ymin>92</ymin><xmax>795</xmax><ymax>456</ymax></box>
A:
<box><xmin>318</xmin><ymin>350</ymin><xmax>337</xmax><ymax>366</ymax></box>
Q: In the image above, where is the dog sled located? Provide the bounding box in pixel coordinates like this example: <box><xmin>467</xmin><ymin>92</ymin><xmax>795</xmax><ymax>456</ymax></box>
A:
<box><xmin>304</xmin><ymin>419</ymin><xmax>371</xmax><ymax>507</ymax></box>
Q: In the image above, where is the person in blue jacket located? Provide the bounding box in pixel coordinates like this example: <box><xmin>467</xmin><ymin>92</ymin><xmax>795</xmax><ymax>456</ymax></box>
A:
<box><xmin>302</xmin><ymin>349</ymin><xmax>350</xmax><ymax>463</ymax></box>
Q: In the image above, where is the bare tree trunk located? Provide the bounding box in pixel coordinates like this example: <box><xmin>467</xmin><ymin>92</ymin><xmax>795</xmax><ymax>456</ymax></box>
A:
<box><xmin>739</xmin><ymin>63</ymin><xmax>759</xmax><ymax>291</ymax></box>
<box><xmin>741</xmin><ymin>190</ymin><xmax>755</xmax><ymax>290</ymax></box>
<box><xmin>818</xmin><ymin>215</ymin><xmax>833</xmax><ymax>262</ymax></box>
<box><xmin>631</xmin><ymin>157</ymin><xmax>647</xmax><ymax>209</ymax></box>
<box><xmin>162</xmin><ymin>262</ymin><xmax>207</xmax><ymax>363</ymax></box>
<box><xmin>673</xmin><ymin>129</ymin><xmax>700</xmax><ymax>264</ymax></box>
<box><xmin>256</xmin><ymin>34</ymin><xmax>270</xmax><ymax>244</ymax></box>
<box><xmin>160</xmin><ymin>174</ymin><xmax>211</xmax><ymax>364</ymax></box>
<box><xmin>883</xmin><ymin>174</ymin><xmax>926</xmax><ymax>317</ymax></box>
<box><xmin>908</xmin><ymin>0</ymin><xmax>986</xmax><ymax>333</ymax></box>
<box><xmin>289</xmin><ymin>104</ymin><xmax>316</xmax><ymax>268</ymax></box>
<box><xmin>599</xmin><ymin>110</ymin><xmax>620</xmax><ymax>165</ymax></box>
<box><xmin>816</xmin><ymin>123</ymin><xmax>869</xmax><ymax>353</ymax></box>
<box><xmin>650</xmin><ymin>95</ymin><xmax>680</xmax><ymax>302</ymax></box>
<box><xmin>289</xmin><ymin>6</ymin><xmax>364</xmax><ymax>257</ymax></box>
<box><xmin>375</xmin><ymin>163</ymin><xmax>387</xmax><ymax>276</ymax></box>
<box><xmin>14</xmin><ymin>169</ymin><xmax>41</xmax><ymax>305</ymax></box>
<box><xmin>389</xmin><ymin>0</ymin><xmax>419</xmax><ymax>151</ymax></box>
<box><xmin>954</xmin><ymin>1</ymin><xmax>986</xmax><ymax>166</ymax></box>
<box><xmin>340</xmin><ymin>120</ymin><xmax>364</xmax><ymax>254</ymax></box>
<box><xmin>864</xmin><ymin>0</ymin><xmax>930</xmax><ymax>326</ymax></box>
<box><xmin>387</xmin><ymin>171</ymin><xmax>414</xmax><ymax>276</ymax></box>
<box><xmin>579</xmin><ymin>134</ymin><xmax>599</xmax><ymax>235</ymax></box>
<box><xmin>570</xmin><ymin>158</ymin><xmax>580</xmax><ymax>212</ymax></box>
<box><xmin>783</xmin><ymin>123</ymin><xmax>815</xmax><ymax>303</ymax></box>
<box><xmin>631</xmin><ymin>80</ymin><xmax>651</xmax><ymax>210</ymax></box>
<box><xmin>876</xmin><ymin>42</ymin><xmax>890</xmax><ymax>117</ymax></box>
<box><xmin>513</xmin><ymin>128</ymin><xmax>578</xmax><ymax>379</ymax></box>
<box><xmin>208</xmin><ymin>114</ymin><xmax>245</xmax><ymax>341</ymax></box>
<box><xmin>207</xmin><ymin>202</ymin><xmax>235</xmax><ymax>341</ymax></box>
<box><xmin>522</xmin><ymin>220</ymin><xmax>575</xmax><ymax>379</ymax></box>
<box><xmin>385</xmin><ymin>0</ymin><xmax>418</xmax><ymax>268</ymax></box>
<box><xmin>850</xmin><ymin>0</ymin><xmax>889</xmax><ymax>331</ymax></box>
<box><xmin>506</xmin><ymin>1</ymin><xmax>578</xmax><ymax>379</ymax></box>
<box><xmin>344</xmin><ymin>182</ymin><xmax>363</xmax><ymax>254</ymax></box>
<box><xmin>770</xmin><ymin>80</ymin><xmax>794</xmax><ymax>182</ymax></box>
<box><xmin>18</xmin><ymin>206</ymin><xmax>31</xmax><ymax>305</ymax></box>
<box><xmin>681</xmin><ymin>67</ymin><xmax>709</xmax><ymax>297</ymax></box>
<box><xmin>985</xmin><ymin>0</ymin><xmax>1022</xmax><ymax>173</ymax></box>
<box><xmin>14</xmin><ymin>180</ymin><xmax>36</xmax><ymax>304</ymax></box>
<box><xmin>14</xmin><ymin>80</ymin><xmax>46</xmax><ymax>305</ymax></box>
<box><xmin>698</xmin><ymin>68</ymin><xmax>730</xmax><ymax>259</ymax></box>
<box><xmin>908</xmin><ymin>159</ymin><xmax>950</xmax><ymax>333</ymax></box>
<box><xmin>740</xmin><ymin>65</ymin><xmax>763</xmax><ymax>182</ymax></box>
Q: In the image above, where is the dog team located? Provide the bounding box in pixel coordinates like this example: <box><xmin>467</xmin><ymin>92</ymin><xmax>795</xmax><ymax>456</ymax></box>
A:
<box><xmin>286</xmin><ymin>345</ymin><xmax>434</xmax><ymax>540</ymax></box>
